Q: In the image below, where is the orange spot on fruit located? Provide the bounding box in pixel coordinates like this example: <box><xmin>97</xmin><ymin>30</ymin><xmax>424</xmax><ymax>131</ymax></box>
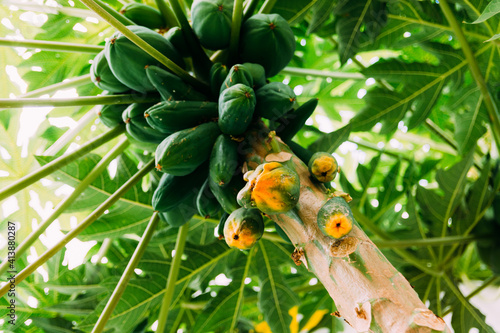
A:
<box><xmin>324</xmin><ymin>213</ymin><xmax>352</xmax><ymax>239</ymax></box>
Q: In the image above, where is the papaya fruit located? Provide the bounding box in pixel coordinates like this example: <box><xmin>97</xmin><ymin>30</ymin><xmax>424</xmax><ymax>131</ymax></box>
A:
<box><xmin>98</xmin><ymin>103</ymin><xmax>128</xmax><ymax>128</ymax></box>
<box><xmin>155</xmin><ymin>121</ymin><xmax>220</xmax><ymax>176</ymax></box>
<box><xmin>276</xmin><ymin>98</ymin><xmax>318</xmax><ymax>142</ymax></box>
<box><xmin>243</xmin><ymin>62</ymin><xmax>267</xmax><ymax>88</ymax></box>
<box><xmin>159</xmin><ymin>191</ymin><xmax>198</xmax><ymax>227</ymax></box>
<box><xmin>191</xmin><ymin>0</ymin><xmax>233</xmax><ymax>50</ymax></box>
<box><xmin>145</xmin><ymin>100</ymin><xmax>218</xmax><ymax>133</ymax></box>
<box><xmin>165</xmin><ymin>27</ymin><xmax>190</xmax><ymax>58</ymax></box>
<box><xmin>308</xmin><ymin>152</ymin><xmax>339</xmax><ymax>183</ymax></box>
<box><xmin>120</xmin><ymin>3</ymin><xmax>165</xmax><ymax>30</ymax></box>
<box><xmin>210</xmin><ymin>62</ymin><xmax>228</xmax><ymax>97</ymax></box>
<box><xmin>105</xmin><ymin>25</ymin><xmax>184</xmax><ymax>93</ymax></box>
<box><xmin>145</xmin><ymin>65</ymin><xmax>207</xmax><ymax>101</ymax></box>
<box><xmin>209</xmin><ymin>134</ymin><xmax>239</xmax><ymax>187</ymax></box>
<box><xmin>237</xmin><ymin>161</ymin><xmax>300</xmax><ymax>215</ymax></box>
<box><xmin>218</xmin><ymin>83</ymin><xmax>256</xmax><ymax>136</ymax></box>
<box><xmin>254</xmin><ymin>82</ymin><xmax>296</xmax><ymax>120</ymax></box>
<box><xmin>122</xmin><ymin>103</ymin><xmax>167</xmax><ymax>144</ymax></box>
<box><xmin>196</xmin><ymin>178</ymin><xmax>222</xmax><ymax>218</ymax></box>
<box><xmin>219</xmin><ymin>64</ymin><xmax>253</xmax><ymax>94</ymax></box>
<box><xmin>239</xmin><ymin>14</ymin><xmax>295</xmax><ymax>78</ymax></box>
<box><xmin>317</xmin><ymin>197</ymin><xmax>354</xmax><ymax>239</ymax></box>
<box><xmin>90</xmin><ymin>50</ymin><xmax>129</xmax><ymax>93</ymax></box>
<box><xmin>209</xmin><ymin>174</ymin><xmax>244</xmax><ymax>214</ymax></box>
<box><xmin>223</xmin><ymin>207</ymin><xmax>264</xmax><ymax>250</ymax></box>
<box><xmin>152</xmin><ymin>166</ymin><xmax>206</xmax><ymax>212</ymax></box>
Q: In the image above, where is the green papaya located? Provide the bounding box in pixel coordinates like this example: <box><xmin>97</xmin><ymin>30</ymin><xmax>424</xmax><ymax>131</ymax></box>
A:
<box><xmin>155</xmin><ymin>122</ymin><xmax>220</xmax><ymax>175</ymax></box>
<box><xmin>276</xmin><ymin>98</ymin><xmax>318</xmax><ymax>142</ymax></box>
<box><xmin>120</xmin><ymin>3</ymin><xmax>165</xmax><ymax>30</ymax></box>
<box><xmin>210</xmin><ymin>62</ymin><xmax>228</xmax><ymax>97</ymax></box>
<box><xmin>239</xmin><ymin>14</ymin><xmax>295</xmax><ymax>77</ymax></box>
<box><xmin>219</xmin><ymin>64</ymin><xmax>253</xmax><ymax>94</ymax></box>
<box><xmin>196</xmin><ymin>178</ymin><xmax>222</xmax><ymax>218</ymax></box>
<box><xmin>254</xmin><ymin>82</ymin><xmax>296</xmax><ymax>120</ymax></box>
<box><xmin>317</xmin><ymin>197</ymin><xmax>354</xmax><ymax>239</ymax></box>
<box><xmin>145</xmin><ymin>100</ymin><xmax>218</xmax><ymax>133</ymax></box>
<box><xmin>122</xmin><ymin>103</ymin><xmax>167</xmax><ymax>144</ymax></box>
<box><xmin>191</xmin><ymin>0</ymin><xmax>233</xmax><ymax>50</ymax></box>
<box><xmin>308</xmin><ymin>152</ymin><xmax>339</xmax><ymax>183</ymax></box>
<box><xmin>209</xmin><ymin>134</ymin><xmax>239</xmax><ymax>186</ymax></box>
<box><xmin>145</xmin><ymin>65</ymin><xmax>207</xmax><ymax>101</ymax></box>
<box><xmin>152</xmin><ymin>167</ymin><xmax>206</xmax><ymax>212</ymax></box>
<box><xmin>243</xmin><ymin>62</ymin><xmax>266</xmax><ymax>88</ymax></box>
<box><xmin>105</xmin><ymin>25</ymin><xmax>184</xmax><ymax>93</ymax></box>
<box><xmin>209</xmin><ymin>174</ymin><xmax>244</xmax><ymax>214</ymax></box>
<box><xmin>90</xmin><ymin>50</ymin><xmax>129</xmax><ymax>93</ymax></box>
<box><xmin>165</xmin><ymin>27</ymin><xmax>190</xmax><ymax>58</ymax></box>
<box><xmin>98</xmin><ymin>103</ymin><xmax>128</xmax><ymax>128</ymax></box>
<box><xmin>159</xmin><ymin>191</ymin><xmax>197</xmax><ymax>227</ymax></box>
<box><xmin>223</xmin><ymin>207</ymin><xmax>264</xmax><ymax>250</ymax></box>
<box><xmin>218</xmin><ymin>83</ymin><xmax>256</xmax><ymax>136</ymax></box>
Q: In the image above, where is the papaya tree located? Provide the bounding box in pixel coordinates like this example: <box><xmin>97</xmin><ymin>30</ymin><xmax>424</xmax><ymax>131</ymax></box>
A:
<box><xmin>0</xmin><ymin>0</ymin><xmax>499</xmax><ymax>332</ymax></box>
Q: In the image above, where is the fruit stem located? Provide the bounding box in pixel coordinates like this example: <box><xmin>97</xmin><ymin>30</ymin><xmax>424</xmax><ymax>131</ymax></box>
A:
<box><xmin>91</xmin><ymin>212</ymin><xmax>160</xmax><ymax>333</ymax></box>
<box><xmin>0</xmin><ymin>159</ymin><xmax>155</xmax><ymax>298</ymax></box>
<box><xmin>0</xmin><ymin>37</ymin><xmax>103</xmax><ymax>53</ymax></box>
<box><xmin>0</xmin><ymin>138</ymin><xmax>129</xmax><ymax>277</ymax></box>
<box><xmin>168</xmin><ymin>0</ymin><xmax>213</xmax><ymax>83</ymax></box>
<box><xmin>94</xmin><ymin>238</ymin><xmax>113</xmax><ymax>264</ymax></box>
<box><xmin>93</xmin><ymin>0</ymin><xmax>135</xmax><ymax>26</ymax></box>
<box><xmin>258</xmin><ymin>0</ymin><xmax>277</xmax><ymax>14</ymax></box>
<box><xmin>281</xmin><ymin>66</ymin><xmax>366</xmax><ymax>80</ymax></box>
<box><xmin>156</xmin><ymin>223</ymin><xmax>190</xmax><ymax>333</ymax></box>
<box><xmin>243</xmin><ymin>0</ymin><xmax>260</xmax><ymax>20</ymax></box>
<box><xmin>0</xmin><ymin>94</ymin><xmax>159</xmax><ymax>108</ymax></box>
<box><xmin>0</xmin><ymin>125</ymin><xmax>125</xmax><ymax>202</ymax></box>
<box><xmin>439</xmin><ymin>0</ymin><xmax>500</xmax><ymax>150</ymax></box>
<box><xmin>80</xmin><ymin>0</ymin><xmax>210</xmax><ymax>94</ymax></box>
<box><xmin>228</xmin><ymin>0</ymin><xmax>244</xmax><ymax>65</ymax></box>
<box><xmin>154</xmin><ymin>0</ymin><xmax>179</xmax><ymax>28</ymax></box>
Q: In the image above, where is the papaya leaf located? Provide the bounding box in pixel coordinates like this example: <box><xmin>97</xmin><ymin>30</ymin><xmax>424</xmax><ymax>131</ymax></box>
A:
<box><xmin>416</xmin><ymin>150</ymin><xmax>474</xmax><ymax>237</ymax></box>
<box><xmin>308</xmin><ymin>124</ymin><xmax>351</xmax><ymax>153</ymax></box>
<box><xmin>192</xmin><ymin>251</ymin><xmax>253</xmax><ymax>333</ymax></box>
<box><xmin>256</xmin><ymin>240</ymin><xmax>299</xmax><ymax>333</ymax></box>
<box><xmin>470</xmin><ymin>0</ymin><xmax>500</xmax><ymax>24</ymax></box>
<box><xmin>376</xmin><ymin>160</ymin><xmax>402</xmax><ymax>210</ymax></box>
<box><xmin>307</xmin><ymin>0</ymin><xmax>338</xmax><ymax>34</ymax></box>
<box><xmin>273</xmin><ymin>0</ymin><xmax>320</xmax><ymax>25</ymax></box>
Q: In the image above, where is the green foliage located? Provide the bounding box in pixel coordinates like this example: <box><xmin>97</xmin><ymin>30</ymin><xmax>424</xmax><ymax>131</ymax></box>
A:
<box><xmin>1</xmin><ymin>0</ymin><xmax>500</xmax><ymax>332</ymax></box>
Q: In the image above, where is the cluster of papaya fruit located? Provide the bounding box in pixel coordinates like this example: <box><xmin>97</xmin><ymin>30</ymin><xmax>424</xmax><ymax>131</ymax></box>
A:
<box><xmin>90</xmin><ymin>0</ymin><xmax>349</xmax><ymax>250</ymax></box>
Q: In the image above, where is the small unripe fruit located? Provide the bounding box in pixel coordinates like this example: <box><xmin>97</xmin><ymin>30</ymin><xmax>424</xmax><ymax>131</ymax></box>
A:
<box><xmin>308</xmin><ymin>152</ymin><xmax>339</xmax><ymax>183</ymax></box>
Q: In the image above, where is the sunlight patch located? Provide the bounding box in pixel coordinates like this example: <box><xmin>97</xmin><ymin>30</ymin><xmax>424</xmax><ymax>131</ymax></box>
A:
<box><xmin>64</xmin><ymin>239</ymin><xmax>97</xmax><ymax>269</ymax></box>
<box><xmin>2</xmin><ymin>196</ymin><xmax>19</xmax><ymax>217</ymax></box>
<box><xmin>73</xmin><ymin>23</ymin><xmax>87</xmax><ymax>33</ymax></box>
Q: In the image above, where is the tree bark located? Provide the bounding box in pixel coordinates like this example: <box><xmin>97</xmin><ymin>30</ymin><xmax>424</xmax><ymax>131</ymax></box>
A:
<box><xmin>241</xmin><ymin>125</ymin><xmax>450</xmax><ymax>333</ymax></box>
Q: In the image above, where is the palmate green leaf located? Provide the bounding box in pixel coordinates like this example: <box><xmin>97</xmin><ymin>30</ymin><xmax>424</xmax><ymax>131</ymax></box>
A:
<box><xmin>256</xmin><ymin>240</ymin><xmax>299</xmax><ymax>333</ymax></box>
<box><xmin>306</xmin><ymin>0</ymin><xmax>338</xmax><ymax>34</ymax></box>
<box><xmin>192</xmin><ymin>251</ymin><xmax>253</xmax><ymax>333</ymax></box>
<box><xmin>471</xmin><ymin>0</ymin><xmax>500</xmax><ymax>24</ymax></box>
<box><xmin>416</xmin><ymin>150</ymin><xmax>474</xmax><ymax>236</ymax></box>
<box><xmin>273</xmin><ymin>0</ymin><xmax>320</xmax><ymax>25</ymax></box>
<box><xmin>335</xmin><ymin>0</ymin><xmax>387</xmax><ymax>64</ymax></box>
<box><xmin>35</xmin><ymin>152</ymin><xmax>155</xmax><ymax>240</ymax></box>
<box><xmin>308</xmin><ymin>124</ymin><xmax>350</xmax><ymax>153</ymax></box>
<box><xmin>79</xmin><ymin>242</ymin><xmax>233</xmax><ymax>332</ymax></box>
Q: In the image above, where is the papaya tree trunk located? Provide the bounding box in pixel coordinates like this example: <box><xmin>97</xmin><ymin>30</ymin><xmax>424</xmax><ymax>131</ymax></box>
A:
<box><xmin>241</xmin><ymin>124</ymin><xmax>450</xmax><ymax>333</ymax></box>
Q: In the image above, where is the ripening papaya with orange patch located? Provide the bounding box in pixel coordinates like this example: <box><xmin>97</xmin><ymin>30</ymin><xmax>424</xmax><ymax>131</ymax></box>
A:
<box><xmin>223</xmin><ymin>207</ymin><xmax>264</xmax><ymax>250</ymax></box>
<box><xmin>237</xmin><ymin>162</ymin><xmax>300</xmax><ymax>215</ymax></box>
<box><xmin>317</xmin><ymin>197</ymin><xmax>355</xmax><ymax>239</ymax></box>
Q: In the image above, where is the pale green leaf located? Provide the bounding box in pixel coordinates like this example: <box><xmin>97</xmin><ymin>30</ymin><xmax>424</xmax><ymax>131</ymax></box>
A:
<box><xmin>471</xmin><ymin>0</ymin><xmax>500</xmax><ymax>24</ymax></box>
<box><xmin>308</xmin><ymin>124</ymin><xmax>351</xmax><ymax>153</ymax></box>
